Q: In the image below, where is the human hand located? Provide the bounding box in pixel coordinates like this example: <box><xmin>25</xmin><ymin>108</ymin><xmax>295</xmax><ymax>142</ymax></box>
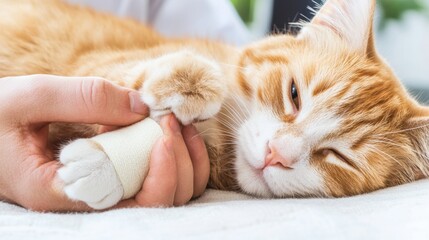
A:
<box><xmin>0</xmin><ymin>74</ymin><xmax>209</xmax><ymax>211</ymax></box>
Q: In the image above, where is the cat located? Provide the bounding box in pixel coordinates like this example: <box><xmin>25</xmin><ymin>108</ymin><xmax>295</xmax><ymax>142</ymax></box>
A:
<box><xmin>1</xmin><ymin>0</ymin><xmax>428</xmax><ymax>209</ymax></box>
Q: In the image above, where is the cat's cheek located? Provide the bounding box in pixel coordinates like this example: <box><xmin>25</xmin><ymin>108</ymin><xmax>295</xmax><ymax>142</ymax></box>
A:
<box><xmin>235</xmin><ymin>152</ymin><xmax>273</xmax><ymax>198</ymax></box>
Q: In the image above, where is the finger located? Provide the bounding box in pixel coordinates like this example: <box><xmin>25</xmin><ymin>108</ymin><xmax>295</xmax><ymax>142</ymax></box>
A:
<box><xmin>160</xmin><ymin>115</ymin><xmax>194</xmax><ymax>206</ymax></box>
<box><xmin>182</xmin><ymin>124</ymin><xmax>210</xmax><ymax>198</ymax></box>
<box><xmin>114</xmin><ymin>136</ymin><xmax>177</xmax><ymax>208</ymax></box>
<box><xmin>1</xmin><ymin>75</ymin><xmax>148</xmax><ymax>125</ymax></box>
<box><xmin>98</xmin><ymin>125</ymin><xmax>121</xmax><ymax>133</ymax></box>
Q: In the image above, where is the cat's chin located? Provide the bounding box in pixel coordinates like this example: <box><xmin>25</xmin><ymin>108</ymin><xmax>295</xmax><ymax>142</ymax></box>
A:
<box><xmin>235</xmin><ymin>153</ymin><xmax>275</xmax><ymax>198</ymax></box>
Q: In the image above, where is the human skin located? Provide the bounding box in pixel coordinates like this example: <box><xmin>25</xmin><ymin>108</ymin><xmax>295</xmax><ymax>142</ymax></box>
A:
<box><xmin>0</xmin><ymin>74</ymin><xmax>210</xmax><ymax>212</ymax></box>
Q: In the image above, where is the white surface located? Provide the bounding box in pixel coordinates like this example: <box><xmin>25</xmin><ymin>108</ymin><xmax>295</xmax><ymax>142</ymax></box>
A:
<box><xmin>1</xmin><ymin>179</ymin><xmax>429</xmax><ymax>240</ymax></box>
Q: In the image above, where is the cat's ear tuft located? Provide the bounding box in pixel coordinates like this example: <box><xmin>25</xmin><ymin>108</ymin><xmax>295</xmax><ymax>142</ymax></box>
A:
<box><xmin>299</xmin><ymin>0</ymin><xmax>377</xmax><ymax>55</ymax></box>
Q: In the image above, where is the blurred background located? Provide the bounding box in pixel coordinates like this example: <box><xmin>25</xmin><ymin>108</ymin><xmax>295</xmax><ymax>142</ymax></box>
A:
<box><xmin>230</xmin><ymin>0</ymin><xmax>429</xmax><ymax>104</ymax></box>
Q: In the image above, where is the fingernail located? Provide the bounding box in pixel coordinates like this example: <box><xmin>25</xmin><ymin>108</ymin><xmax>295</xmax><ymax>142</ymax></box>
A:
<box><xmin>169</xmin><ymin>115</ymin><xmax>181</xmax><ymax>133</ymax></box>
<box><xmin>129</xmin><ymin>91</ymin><xmax>148</xmax><ymax>115</ymax></box>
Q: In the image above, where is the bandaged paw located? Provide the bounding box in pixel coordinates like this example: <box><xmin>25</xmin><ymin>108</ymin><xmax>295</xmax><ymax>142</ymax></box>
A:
<box><xmin>93</xmin><ymin>118</ymin><xmax>163</xmax><ymax>199</ymax></box>
<box><xmin>58</xmin><ymin>118</ymin><xmax>163</xmax><ymax>209</ymax></box>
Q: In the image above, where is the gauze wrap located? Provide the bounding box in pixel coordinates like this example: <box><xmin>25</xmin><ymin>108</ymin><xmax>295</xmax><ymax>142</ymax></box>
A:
<box><xmin>92</xmin><ymin>118</ymin><xmax>163</xmax><ymax>199</ymax></box>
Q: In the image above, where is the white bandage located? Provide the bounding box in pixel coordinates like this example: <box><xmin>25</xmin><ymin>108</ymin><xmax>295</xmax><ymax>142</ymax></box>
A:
<box><xmin>92</xmin><ymin>118</ymin><xmax>163</xmax><ymax>199</ymax></box>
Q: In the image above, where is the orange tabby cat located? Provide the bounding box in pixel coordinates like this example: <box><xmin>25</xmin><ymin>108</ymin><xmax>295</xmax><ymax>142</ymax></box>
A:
<box><xmin>1</xmin><ymin>0</ymin><xmax>428</xmax><ymax>209</ymax></box>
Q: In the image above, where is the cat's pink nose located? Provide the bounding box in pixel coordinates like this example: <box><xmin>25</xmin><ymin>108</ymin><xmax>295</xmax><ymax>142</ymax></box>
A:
<box><xmin>264</xmin><ymin>143</ymin><xmax>297</xmax><ymax>169</ymax></box>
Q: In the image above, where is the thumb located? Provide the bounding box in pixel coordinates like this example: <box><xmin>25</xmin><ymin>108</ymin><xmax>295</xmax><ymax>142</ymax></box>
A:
<box><xmin>3</xmin><ymin>75</ymin><xmax>148</xmax><ymax>125</ymax></box>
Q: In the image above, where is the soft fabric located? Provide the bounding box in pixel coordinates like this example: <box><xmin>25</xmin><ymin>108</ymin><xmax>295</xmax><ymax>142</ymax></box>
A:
<box><xmin>1</xmin><ymin>179</ymin><xmax>429</xmax><ymax>240</ymax></box>
<box><xmin>93</xmin><ymin>118</ymin><xmax>163</xmax><ymax>198</ymax></box>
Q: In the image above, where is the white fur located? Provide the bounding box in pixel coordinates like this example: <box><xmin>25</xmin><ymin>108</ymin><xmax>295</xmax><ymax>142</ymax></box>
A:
<box><xmin>143</xmin><ymin>90</ymin><xmax>223</xmax><ymax>125</ymax></box>
<box><xmin>235</xmin><ymin>153</ymin><xmax>274</xmax><ymax>197</ymax></box>
<box><xmin>237</xmin><ymin>110</ymin><xmax>281</xmax><ymax>169</ymax></box>
<box><xmin>235</xmin><ymin>110</ymin><xmax>281</xmax><ymax>197</ymax></box>
<box><xmin>264</xmin><ymin>161</ymin><xmax>325</xmax><ymax>197</ymax></box>
<box><xmin>142</xmin><ymin>93</ymin><xmax>183</xmax><ymax>122</ymax></box>
<box><xmin>200</xmin><ymin>101</ymin><xmax>223</xmax><ymax>120</ymax></box>
<box><xmin>58</xmin><ymin>139</ymin><xmax>124</xmax><ymax>210</ymax></box>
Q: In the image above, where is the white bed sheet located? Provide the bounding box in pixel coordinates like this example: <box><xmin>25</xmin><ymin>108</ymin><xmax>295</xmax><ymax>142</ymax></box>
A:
<box><xmin>1</xmin><ymin>179</ymin><xmax>429</xmax><ymax>240</ymax></box>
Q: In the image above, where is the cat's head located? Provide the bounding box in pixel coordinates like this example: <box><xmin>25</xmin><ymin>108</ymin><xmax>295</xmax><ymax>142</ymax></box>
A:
<box><xmin>235</xmin><ymin>0</ymin><xmax>429</xmax><ymax>197</ymax></box>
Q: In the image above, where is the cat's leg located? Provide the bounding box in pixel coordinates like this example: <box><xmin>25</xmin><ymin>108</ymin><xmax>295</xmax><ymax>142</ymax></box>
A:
<box><xmin>140</xmin><ymin>50</ymin><xmax>227</xmax><ymax>124</ymax></box>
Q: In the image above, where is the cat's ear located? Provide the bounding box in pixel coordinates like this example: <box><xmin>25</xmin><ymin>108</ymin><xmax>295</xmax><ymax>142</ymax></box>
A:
<box><xmin>299</xmin><ymin>0</ymin><xmax>377</xmax><ymax>56</ymax></box>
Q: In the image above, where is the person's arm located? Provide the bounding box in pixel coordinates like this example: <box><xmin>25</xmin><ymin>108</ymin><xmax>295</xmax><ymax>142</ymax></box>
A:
<box><xmin>0</xmin><ymin>75</ymin><xmax>209</xmax><ymax>211</ymax></box>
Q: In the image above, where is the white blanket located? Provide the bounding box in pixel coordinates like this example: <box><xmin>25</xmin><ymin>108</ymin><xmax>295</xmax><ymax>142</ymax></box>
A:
<box><xmin>1</xmin><ymin>179</ymin><xmax>429</xmax><ymax>240</ymax></box>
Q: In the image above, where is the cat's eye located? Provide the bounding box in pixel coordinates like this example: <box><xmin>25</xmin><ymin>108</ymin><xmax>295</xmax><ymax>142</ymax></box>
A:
<box><xmin>290</xmin><ymin>81</ymin><xmax>300</xmax><ymax>110</ymax></box>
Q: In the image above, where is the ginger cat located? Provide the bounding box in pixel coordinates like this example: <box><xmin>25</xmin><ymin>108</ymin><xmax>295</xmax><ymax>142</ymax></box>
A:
<box><xmin>1</xmin><ymin>0</ymin><xmax>428</xmax><ymax>209</ymax></box>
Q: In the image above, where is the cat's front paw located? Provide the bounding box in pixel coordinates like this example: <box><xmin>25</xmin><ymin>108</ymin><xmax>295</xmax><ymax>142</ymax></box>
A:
<box><xmin>141</xmin><ymin>51</ymin><xmax>226</xmax><ymax>124</ymax></box>
<box><xmin>57</xmin><ymin>139</ymin><xmax>124</xmax><ymax>210</ymax></box>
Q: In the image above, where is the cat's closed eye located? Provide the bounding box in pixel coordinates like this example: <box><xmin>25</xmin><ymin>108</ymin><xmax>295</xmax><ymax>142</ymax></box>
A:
<box><xmin>322</xmin><ymin>149</ymin><xmax>358</xmax><ymax>170</ymax></box>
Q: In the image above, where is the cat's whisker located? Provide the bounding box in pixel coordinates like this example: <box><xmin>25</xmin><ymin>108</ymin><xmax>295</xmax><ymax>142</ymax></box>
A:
<box><xmin>212</xmin><ymin>143</ymin><xmax>237</xmax><ymax>149</ymax></box>
<box><xmin>366</xmin><ymin>145</ymin><xmax>403</xmax><ymax>171</ymax></box>
<box><xmin>217</xmin><ymin>108</ymin><xmax>242</xmax><ymax>128</ymax></box>
<box><xmin>371</xmin><ymin>137</ymin><xmax>428</xmax><ymax>161</ymax></box>
<box><xmin>199</xmin><ymin>127</ymin><xmax>239</xmax><ymax>141</ymax></box>
<box><xmin>229</xmin><ymin>92</ymin><xmax>252</xmax><ymax>117</ymax></box>
<box><xmin>222</xmin><ymin>86</ymin><xmax>250</xmax><ymax>112</ymax></box>
<box><xmin>368</xmin><ymin>144</ymin><xmax>418</xmax><ymax>182</ymax></box>
<box><xmin>373</xmin><ymin>123</ymin><xmax>429</xmax><ymax>137</ymax></box>
<box><xmin>218</xmin><ymin>104</ymin><xmax>247</xmax><ymax>129</ymax></box>
<box><xmin>218</xmin><ymin>105</ymin><xmax>240</xmax><ymax>124</ymax></box>
<box><xmin>192</xmin><ymin>128</ymin><xmax>214</xmax><ymax>140</ymax></box>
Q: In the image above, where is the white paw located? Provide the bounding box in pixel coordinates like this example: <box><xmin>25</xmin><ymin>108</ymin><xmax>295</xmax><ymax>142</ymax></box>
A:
<box><xmin>58</xmin><ymin>139</ymin><xmax>124</xmax><ymax>210</ymax></box>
